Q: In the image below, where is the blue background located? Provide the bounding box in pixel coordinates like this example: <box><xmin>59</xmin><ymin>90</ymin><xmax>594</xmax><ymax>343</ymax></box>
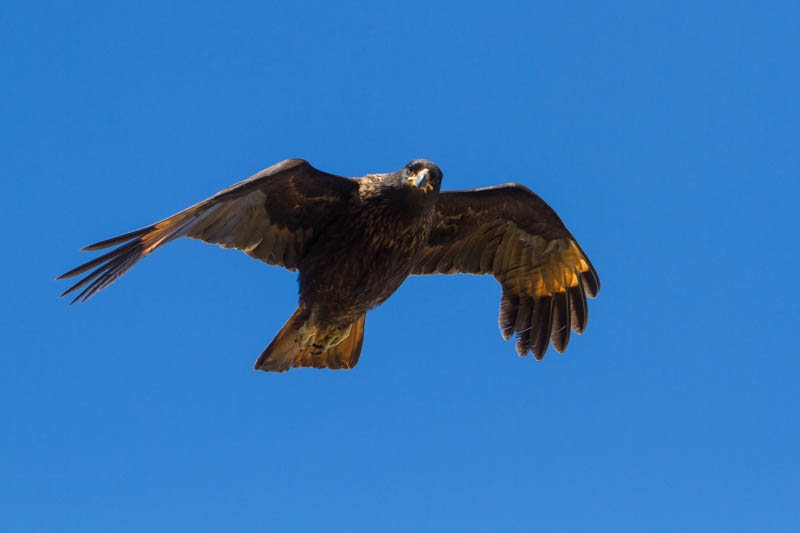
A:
<box><xmin>2</xmin><ymin>1</ymin><xmax>798</xmax><ymax>531</ymax></box>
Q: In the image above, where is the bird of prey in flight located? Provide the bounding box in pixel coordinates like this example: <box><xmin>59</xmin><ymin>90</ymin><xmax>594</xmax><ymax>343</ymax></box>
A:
<box><xmin>59</xmin><ymin>158</ymin><xmax>600</xmax><ymax>372</ymax></box>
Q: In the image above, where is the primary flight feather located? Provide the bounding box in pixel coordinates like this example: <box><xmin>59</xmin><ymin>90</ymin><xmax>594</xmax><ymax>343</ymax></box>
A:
<box><xmin>58</xmin><ymin>158</ymin><xmax>600</xmax><ymax>372</ymax></box>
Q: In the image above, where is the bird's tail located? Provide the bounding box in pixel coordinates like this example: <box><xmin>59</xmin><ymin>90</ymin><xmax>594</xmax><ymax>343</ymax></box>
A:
<box><xmin>254</xmin><ymin>309</ymin><xmax>366</xmax><ymax>372</ymax></box>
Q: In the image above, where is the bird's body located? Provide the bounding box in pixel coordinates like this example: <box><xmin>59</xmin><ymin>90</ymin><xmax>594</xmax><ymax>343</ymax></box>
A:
<box><xmin>298</xmin><ymin>173</ymin><xmax>437</xmax><ymax>325</ymax></box>
<box><xmin>260</xmin><ymin>165</ymin><xmax>442</xmax><ymax>370</ymax></box>
<box><xmin>59</xmin><ymin>158</ymin><xmax>600</xmax><ymax>372</ymax></box>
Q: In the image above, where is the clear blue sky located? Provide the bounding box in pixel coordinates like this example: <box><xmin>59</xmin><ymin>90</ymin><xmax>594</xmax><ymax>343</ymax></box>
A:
<box><xmin>2</xmin><ymin>1</ymin><xmax>799</xmax><ymax>531</ymax></box>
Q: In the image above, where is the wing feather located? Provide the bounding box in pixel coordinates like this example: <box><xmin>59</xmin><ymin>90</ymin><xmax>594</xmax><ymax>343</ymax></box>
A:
<box><xmin>530</xmin><ymin>295</ymin><xmax>554</xmax><ymax>360</ymax></box>
<box><xmin>58</xmin><ymin>159</ymin><xmax>357</xmax><ymax>302</ymax></box>
<box><xmin>498</xmin><ymin>287</ymin><xmax>519</xmax><ymax>341</ymax></box>
<box><xmin>412</xmin><ymin>183</ymin><xmax>600</xmax><ymax>358</ymax></box>
<box><xmin>514</xmin><ymin>294</ymin><xmax>534</xmax><ymax>356</ymax></box>
<box><xmin>568</xmin><ymin>282</ymin><xmax>588</xmax><ymax>334</ymax></box>
<box><xmin>550</xmin><ymin>289</ymin><xmax>570</xmax><ymax>353</ymax></box>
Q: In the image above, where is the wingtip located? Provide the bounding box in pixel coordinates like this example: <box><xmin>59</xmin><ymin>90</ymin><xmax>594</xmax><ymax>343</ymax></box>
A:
<box><xmin>68</xmin><ymin>291</ymin><xmax>84</xmax><ymax>305</ymax></box>
<box><xmin>79</xmin><ymin>226</ymin><xmax>153</xmax><ymax>252</ymax></box>
<box><xmin>81</xmin><ymin>241</ymin><xmax>114</xmax><ymax>252</ymax></box>
<box><xmin>57</xmin><ymin>262</ymin><xmax>89</xmax><ymax>280</ymax></box>
<box><xmin>550</xmin><ymin>337</ymin><xmax>568</xmax><ymax>354</ymax></box>
<box><xmin>582</xmin><ymin>260</ymin><xmax>601</xmax><ymax>298</ymax></box>
<box><xmin>581</xmin><ymin>273</ymin><xmax>600</xmax><ymax>299</ymax></box>
<box><xmin>515</xmin><ymin>340</ymin><xmax>529</xmax><ymax>357</ymax></box>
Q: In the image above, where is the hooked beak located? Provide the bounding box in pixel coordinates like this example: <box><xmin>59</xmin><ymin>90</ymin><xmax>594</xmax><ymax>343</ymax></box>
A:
<box><xmin>408</xmin><ymin>169</ymin><xmax>432</xmax><ymax>193</ymax></box>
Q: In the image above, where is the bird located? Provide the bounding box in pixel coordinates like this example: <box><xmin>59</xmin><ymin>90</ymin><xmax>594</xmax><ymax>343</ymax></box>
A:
<box><xmin>58</xmin><ymin>158</ymin><xmax>600</xmax><ymax>372</ymax></box>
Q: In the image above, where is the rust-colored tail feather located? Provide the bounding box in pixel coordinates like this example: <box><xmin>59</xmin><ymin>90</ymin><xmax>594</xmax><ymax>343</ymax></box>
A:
<box><xmin>254</xmin><ymin>308</ymin><xmax>307</xmax><ymax>372</ymax></box>
<box><xmin>293</xmin><ymin>314</ymin><xmax>366</xmax><ymax>370</ymax></box>
<box><xmin>253</xmin><ymin>310</ymin><xmax>367</xmax><ymax>373</ymax></box>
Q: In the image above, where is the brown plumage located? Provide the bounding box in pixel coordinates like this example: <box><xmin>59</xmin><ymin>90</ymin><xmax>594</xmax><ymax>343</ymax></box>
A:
<box><xmin>411</xmin><ymin>185</ymin><xmax>600</xmax><ymax>359</ymax></box>
<box><xmin>58</xmin><ymin>158</ymin><xmax>600</xmax><ymax>372</ymax></box>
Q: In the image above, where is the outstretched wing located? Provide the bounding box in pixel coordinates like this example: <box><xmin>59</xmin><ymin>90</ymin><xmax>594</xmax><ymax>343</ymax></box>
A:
<box><xmin>58</xmin><ymin>159</ymin><xmax>357</xmax><ymax>303</ymax></box>
<box><xmin>411</xmin><ymin>184</ymin><xmax>600</xmax><ymax>359</ymax></box>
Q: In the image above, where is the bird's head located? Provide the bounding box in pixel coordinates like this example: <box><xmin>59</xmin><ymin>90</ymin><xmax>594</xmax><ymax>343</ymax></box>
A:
<box><xmin>401</xmin><ymin>159</ymin><xmax>443</xmax><ymax>195</ymax></box>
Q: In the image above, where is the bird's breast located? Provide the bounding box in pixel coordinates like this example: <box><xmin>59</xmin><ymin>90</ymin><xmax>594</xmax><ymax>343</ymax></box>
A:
<box><xmin>297</xmin><ymin>201</ymin><xmax>434</xmax><ymax>321</ymax></box>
